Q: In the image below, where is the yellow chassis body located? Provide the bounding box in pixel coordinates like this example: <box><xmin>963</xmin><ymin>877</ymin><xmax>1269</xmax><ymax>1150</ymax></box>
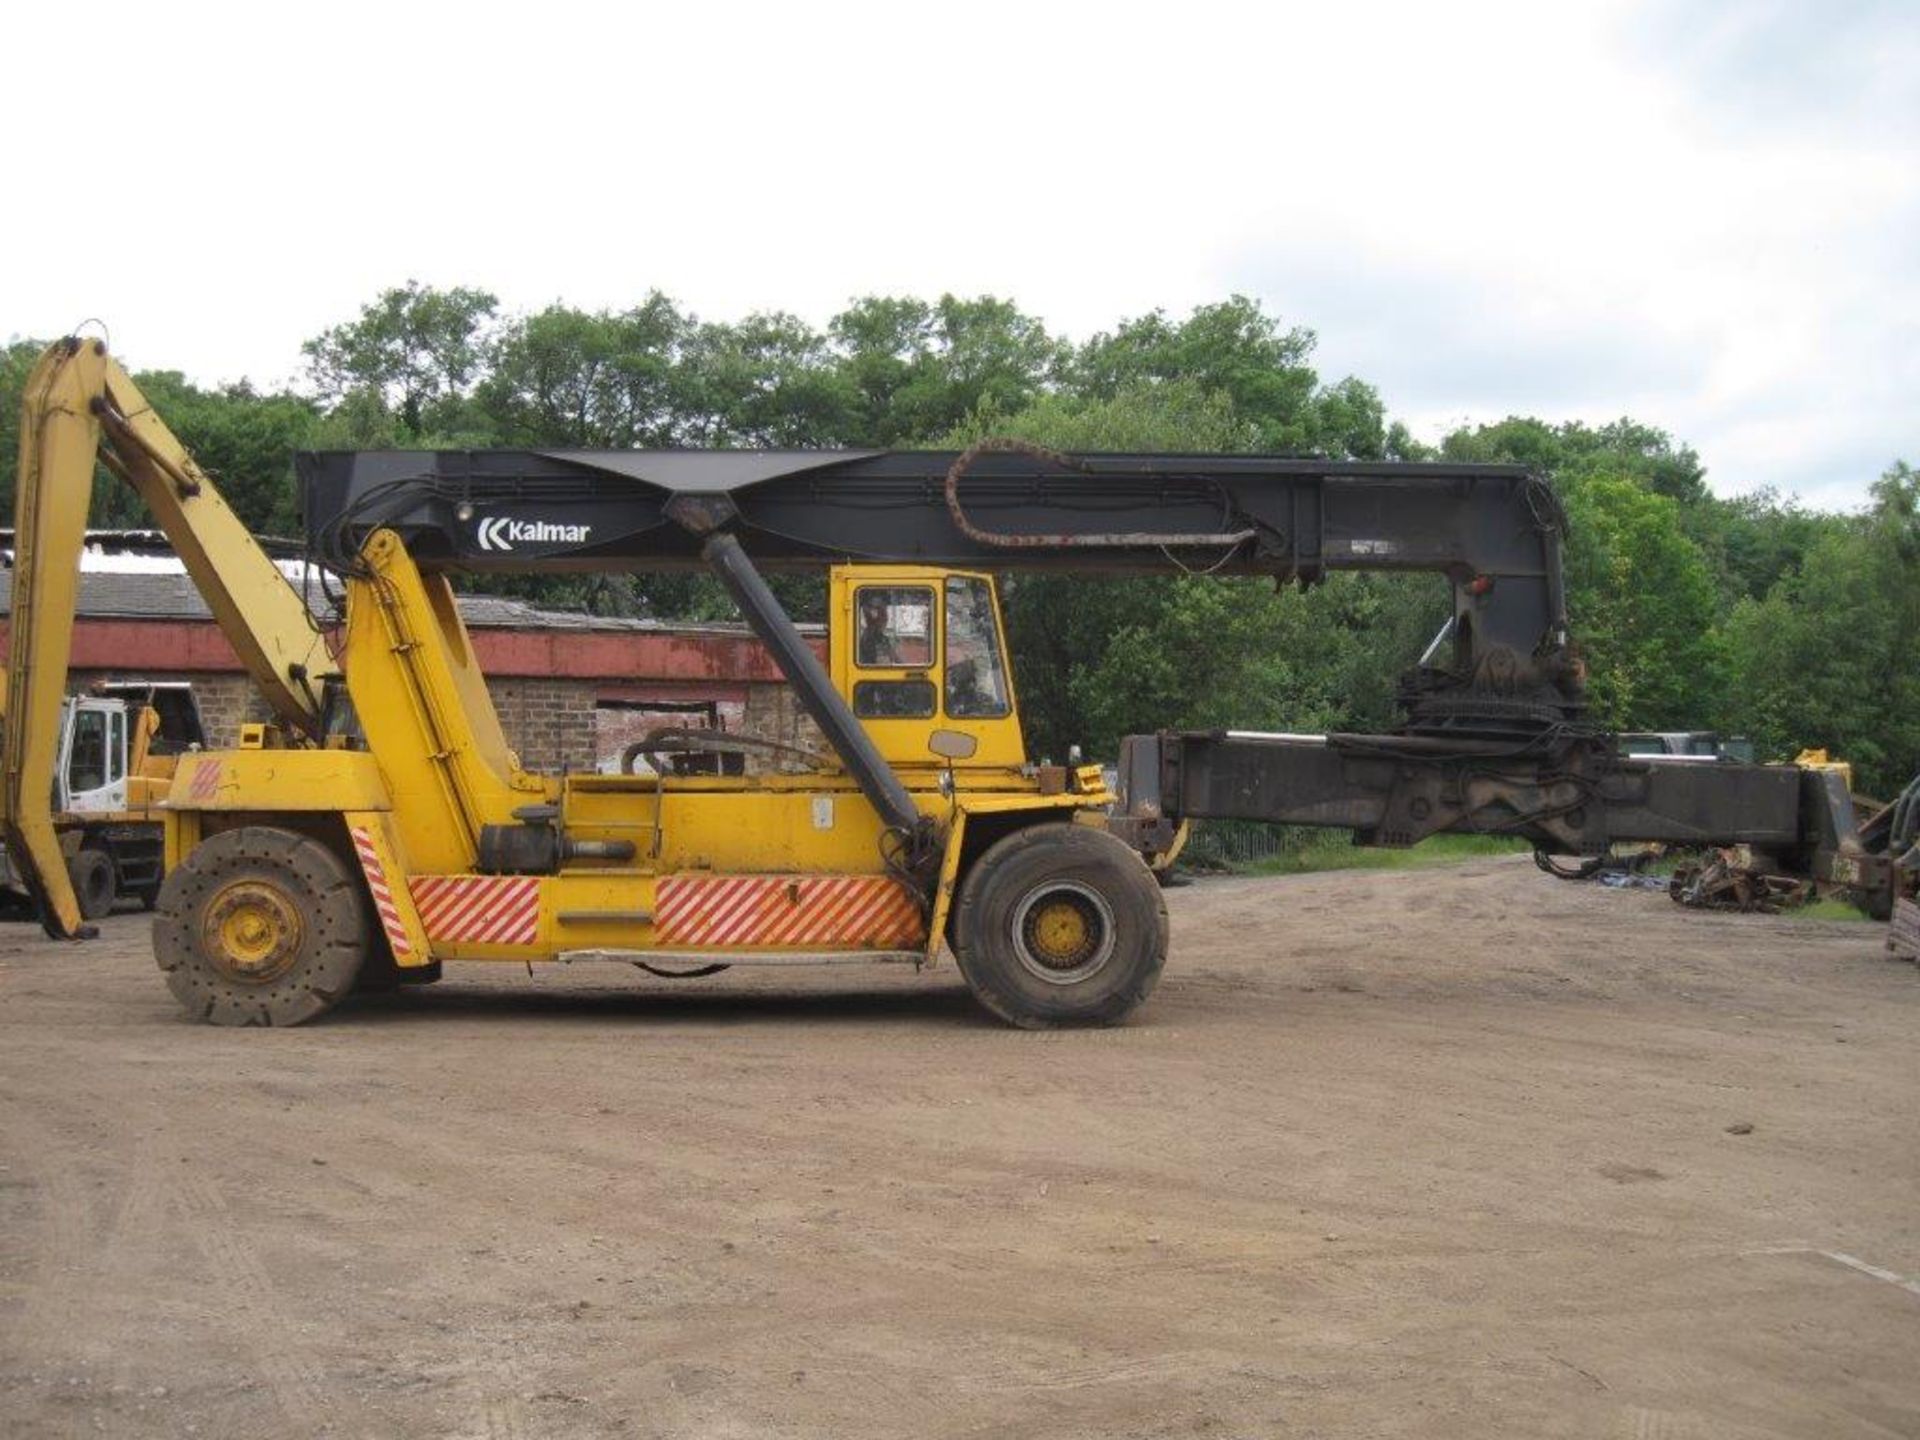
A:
<box><xmin>166</xmin><ymin>752</ymin><xmax>1104</xmax><ymax>968</ymax></box>
<box><xmin>160</xmin><ymin>532</ymin><xmax>1113</xmax><ymax>970</ymax></box>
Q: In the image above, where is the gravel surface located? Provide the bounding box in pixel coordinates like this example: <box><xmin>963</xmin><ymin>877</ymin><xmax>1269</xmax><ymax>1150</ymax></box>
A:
<box><xmin>2</xmin><ymin>855</ymin><xmax>1915</xmax><ymax>1438</ymax></box>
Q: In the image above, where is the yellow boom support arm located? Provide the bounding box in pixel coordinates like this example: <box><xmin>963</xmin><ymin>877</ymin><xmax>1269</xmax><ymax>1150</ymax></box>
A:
<box><xmin>3</xmin><ymin>338</ymin><xmax>334</xmax><ymax>937</ymax></box>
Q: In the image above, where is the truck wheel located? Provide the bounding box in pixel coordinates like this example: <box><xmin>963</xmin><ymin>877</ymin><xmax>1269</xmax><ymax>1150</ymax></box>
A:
<box><xmin>69</xmin><ymin>848</ymin><xmax>117</xmax><ymax>920</ymax></box>
<box><xmin>953</xmin><ymin>823</ymin><xmax>1169</xmax><ymax>1029</ymax></box>
<box><xmin>154</xmin><ymin>827</ymin><xmax>368</xmax><ymax>1027</ymax></box>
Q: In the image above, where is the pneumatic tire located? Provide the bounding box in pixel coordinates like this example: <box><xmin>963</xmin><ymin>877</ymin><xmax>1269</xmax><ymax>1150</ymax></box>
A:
<box><xmin>69</xmin><ymin>848</ymin><xmax>116</xmax><ymax>920</ymax></box>
<box><xmin>154</xmin><ymin>826</ymin><xmax>368</xmax><ymax>1027</ymax></box>
<box><xmin>953</xmin><ymin>823</ymin><xmax>1169</xmax><ymax>1029</ymax></box>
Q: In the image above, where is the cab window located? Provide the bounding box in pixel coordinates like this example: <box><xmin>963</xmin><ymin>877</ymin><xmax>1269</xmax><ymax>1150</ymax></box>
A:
<box><xmin>853</xmin><ymin>679</ymin><xmax>937</xmax><ymax>719</ymax></box>
<box><xmin>106</xmin><ymin>709</ymin><xmax>125</xmax><ymax>784</ymax></box>
<box><xmin>945</xmin><ymin>576</ymin><xmax>1010</xmax><ymax>718</ymax></box>
<box><xmin>855</xmin><ymin>586</ymin><xmax>934</xmax><ymax>669</ymax></box>
<box><xmin>68</xmin><ymin>708</ymin><xmax>109</xmax><ymax>792</ymax></box>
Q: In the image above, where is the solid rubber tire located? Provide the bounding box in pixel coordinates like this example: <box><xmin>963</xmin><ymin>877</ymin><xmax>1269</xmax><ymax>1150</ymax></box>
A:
<box><xmin>953</xmin><ymin>823</ymin><xmax>1168</xmax><ymax>1029</ymax></box>
<box><xmin>153</xmin><ymin>826</ymin><xmax>368</xmax><ymax>1027</ymax></box>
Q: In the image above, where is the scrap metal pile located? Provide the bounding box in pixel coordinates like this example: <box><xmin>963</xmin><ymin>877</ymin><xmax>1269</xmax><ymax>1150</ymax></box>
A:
<box><xmin>1668</xmin><ymin>848</ymin><xmax>1813</xmax><ymax>915</ymax></box>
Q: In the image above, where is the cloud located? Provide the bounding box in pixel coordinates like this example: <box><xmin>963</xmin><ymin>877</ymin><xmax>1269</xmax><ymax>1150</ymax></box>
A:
<box><xmin>1210</xmin><ymin>3</ymin><xmax>1920</xmax><ymax>506</ymax></box>
<box><xmin>1</xmin><ymin>0</ymin><xmax>1911</xmax><ymax>509</ymax></box>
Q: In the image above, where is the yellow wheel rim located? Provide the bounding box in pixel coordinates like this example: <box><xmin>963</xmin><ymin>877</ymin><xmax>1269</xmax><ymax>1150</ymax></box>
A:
<box><xmin>203</xmin><ymin>881</ymin><xmax>305</xmax><ymax>985</ymax></box>
<box><xmin>1012</xmin><ymin>881</ymin><xmax>1116</xmax><ymax>985</ymax></box>
<box><xmin>1030</xmin><ymin>900</ymin><xmax>1091</xmax><ymax>961</ymax></box>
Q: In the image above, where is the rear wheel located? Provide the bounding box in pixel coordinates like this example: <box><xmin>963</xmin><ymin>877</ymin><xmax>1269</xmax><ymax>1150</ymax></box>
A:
<box><xmin>154</xmin><ymin>826</ymin><xmax>368</xmax><ymax>1027</ymax></box>
<box><xmin>953</xmin><ymin>824</ymin><xmax>1168</xmax><ymax>1029</ymax></box>
<box><xmin>69</xmin><ymin>848</ymin><xmax>116</xmax><ymax>920</ymax></box>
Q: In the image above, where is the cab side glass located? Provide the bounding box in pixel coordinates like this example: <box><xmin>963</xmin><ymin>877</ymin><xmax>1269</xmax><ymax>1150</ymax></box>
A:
<box><xmin>855</xmin><ymin>586</ymin><xmax>934</xmax><ymax>669</ymax></box>
<box><xmin>106</xmin><ymin>708</ymin><xmax>125</xmax><ymax>784</ymax></box>
<box><xmin>69</xmin><ymin>708</ymin><xmax>109</xmax><ymax>792</ymax></box>
<box><xmin>944</xmin><ymin>576</ymin><xmax>1010</xmax><ymax>719</ymax></box>
<box><xmin>854</xmin><ymin>679</ymin><xmax>936</xmax><ymax>719</ymax></box>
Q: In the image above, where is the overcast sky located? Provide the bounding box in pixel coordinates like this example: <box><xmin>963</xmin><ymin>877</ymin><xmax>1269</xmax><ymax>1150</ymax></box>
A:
<box><xmin>6</xmin><ymin>1</ymin><xmax>1913</xmax><ymax>509</ymax></box>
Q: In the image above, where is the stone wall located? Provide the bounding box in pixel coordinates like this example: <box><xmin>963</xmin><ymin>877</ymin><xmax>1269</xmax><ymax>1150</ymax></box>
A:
<box><xmin>742</xmin><ymin>684</ymin><xmax>828</xmax><ymax>764</ymax></box>
<box><xmin>70</xmin><ymin>669</ymin><xmax>270</xmax><ymax>748</ymax></box>
<box><xmin>485</xmin><ymin>677</ymin><xmax>600</xmax><ymax>774</ymax></box>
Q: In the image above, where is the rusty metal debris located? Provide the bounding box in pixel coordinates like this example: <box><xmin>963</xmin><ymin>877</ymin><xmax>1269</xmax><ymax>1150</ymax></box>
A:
<box><xmin>1669</xmin><ymin>848</ymin><xmax>1813</xmax><ymax>914</ymax></box>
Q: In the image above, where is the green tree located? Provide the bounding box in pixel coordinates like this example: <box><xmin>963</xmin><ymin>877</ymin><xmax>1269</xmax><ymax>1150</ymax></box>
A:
<box><xmin>477</xmin><ymin>295</ymin><xmax>687</xmax><ymax>447</ymax></box>
<box><xmin>1725</xmin><ymin>462</ymin><xmax>1920</xmax><ymax>793</ymax></box>
<box><xmin>0</xmin><ymin>338</ymin><xmax>48</xmax><ymax>518</ymax></box>
<box><xmin>828</xmin><ymin>294</ymin><xmax>1062</xmax><ymax>445</ymax></box>
<box><xmin>672</xmin><ymin>311</ymin><xmax>853</xmax><ymax>447</ymax></box>
<box><xmin>1</xmin><ymin>341</ymin><xmax>319</xmax><ymax>533</ymax></box>
<box><xmin>1442</xmin><ymin>415</ymin><xmax>1707</xmax><ymax>504</ymax></box>
<box><xmin>1559</xmin><ymin>475</ymin><xmax>1728</xmax><ymax>729</ymax></box>
<box><xmin>1070</xmin><ymin>296</ymin><xmax>1319</xmax><ymax>452</ymax></box>
<box><xmin>128</xmin><ymin>372</ymin><xmax>321</xmax><ymax>534</ymax></box>
<box><xmin>302</xmin><ymin>281</ymin><xmax>500</xmax><ymax>437</ymax></box>
<box><xmin>1068</xmin><ymin>295</ymin><xmax>1396</xmax><ymax>459</ymax></box>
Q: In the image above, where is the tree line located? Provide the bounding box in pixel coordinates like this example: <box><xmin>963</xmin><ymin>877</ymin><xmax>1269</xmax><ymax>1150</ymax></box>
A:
<box><xmin>3</xmin><ymin>284</ymin><xmax>1914</xmax><ymax>794</ymax></box>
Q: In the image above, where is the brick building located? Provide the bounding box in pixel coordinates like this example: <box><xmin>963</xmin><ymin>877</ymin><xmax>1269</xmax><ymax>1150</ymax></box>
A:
<box><xmin>0</xmin><ymin>553</ymin><xmax>823</xmax><ymax>773</ymax></box>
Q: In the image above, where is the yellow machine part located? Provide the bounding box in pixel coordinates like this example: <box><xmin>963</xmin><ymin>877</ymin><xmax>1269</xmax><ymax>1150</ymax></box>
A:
<box><xmin>1794</xmin><ymin>748</ymin><xmax>1855</xmax><ymax>794</ymax></box>
<box><xmin>5</xmin><ymin>340</ymin><xmax>335</xmax><ymax>934</ymax></box>
<box><xmin>151</xmin><ymin>531</ymin><xmax>1106</xmax><ymax>968</ymax></box>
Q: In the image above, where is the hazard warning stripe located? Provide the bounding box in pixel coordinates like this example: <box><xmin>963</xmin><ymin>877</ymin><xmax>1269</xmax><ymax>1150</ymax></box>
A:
<box><xmin>348</xmin><ymin>826</ymin><xmax>411</xmax><ymax>957</ymax></box>
<box><xmin>409</xmin><ymin>874</ymin><xmax>541</xmax><ymax>946</ymax></box>
<box><xmin>655</xmin><ymin>874</ymin><xmax>923</xmax><ymax>948</ymax></box>
<box><xmin>185</xmin><ymin>759</ymin><xmax>221</xmax><ymax>803</ymax></box>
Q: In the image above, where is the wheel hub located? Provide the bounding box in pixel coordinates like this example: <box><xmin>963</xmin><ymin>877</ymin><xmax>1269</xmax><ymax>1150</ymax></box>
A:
<box><xmin>1011</xmin><ymin>881</ymin><xmax>1116</xmax><ymax>985</ymax></box>
<box><xmin>203</xmin><ymin>881</ymin><xmax>305</xmax><ymax>984</ymax></box>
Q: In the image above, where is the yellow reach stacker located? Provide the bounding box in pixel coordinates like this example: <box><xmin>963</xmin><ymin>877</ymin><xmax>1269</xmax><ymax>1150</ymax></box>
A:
<box><xmin>4</xmin><ymin>336</ymin><xmax>1896</xmax><ymax>1027</ymax></box>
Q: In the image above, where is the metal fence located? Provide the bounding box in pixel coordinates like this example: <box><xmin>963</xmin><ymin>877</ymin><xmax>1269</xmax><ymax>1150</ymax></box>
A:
<box><xmin>1180</xmin><ymin>819</ymin><xmax>1306</xmax><ymax>868</ymax></box>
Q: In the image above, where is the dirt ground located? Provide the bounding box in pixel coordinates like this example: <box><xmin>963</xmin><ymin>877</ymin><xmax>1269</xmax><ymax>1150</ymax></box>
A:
<box><xmin>2</xmin><ymin>856</ymin><xmax>1916</xmax><ymax>1440</ymax></box>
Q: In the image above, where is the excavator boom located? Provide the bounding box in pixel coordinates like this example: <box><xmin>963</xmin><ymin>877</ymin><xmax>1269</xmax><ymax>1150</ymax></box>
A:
<box><xmin>3</xmin><ymin>338</ymin><xmax>335</xmax><ymax>936</ymax></box>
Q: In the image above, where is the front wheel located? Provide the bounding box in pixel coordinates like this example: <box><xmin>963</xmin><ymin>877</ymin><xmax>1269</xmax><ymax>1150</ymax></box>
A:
<box><xmin>953</xmin><ymin>824</ymin><xmax>1168</xmax><ymax>1029</ymax></box>
<box><xmin>69</xmin><ymin>848</ymin><xmax>117</xmax><ymax>920</ymax></box>
<box><xmin>154</xmin><ymin>826</ymin><xmax>369</xmax><ymax>1026</ymax></box>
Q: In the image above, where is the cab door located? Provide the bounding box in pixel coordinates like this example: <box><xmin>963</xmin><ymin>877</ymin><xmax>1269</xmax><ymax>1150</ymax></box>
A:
<box><xmin>57</xmin><ymin>700</ymin><xmax>127</xmax><ymax>814</ymax></box>
<box><xmin>828</xmin><ymin>566</ymin><xmax>1026</xmax><ymax>771</ymax></box>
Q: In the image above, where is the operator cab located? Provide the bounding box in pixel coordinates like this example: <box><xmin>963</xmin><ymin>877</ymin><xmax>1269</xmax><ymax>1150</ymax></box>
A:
<box><xmin>828</xmin><ymin>566</ymin><xmax>1025</xmax><ymax>771</ymax></box>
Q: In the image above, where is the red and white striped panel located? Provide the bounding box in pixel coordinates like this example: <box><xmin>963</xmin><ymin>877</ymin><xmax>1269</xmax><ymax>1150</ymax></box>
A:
<box><xmin>409</xmin><ymin>874</ymin><xmax>541</xmax><ymax>946</ymax></box>
<box><xmin>348</xmin><ymin>825</ymin><xmax>411</xmax><ymax>957</ymax></box>
<box><xmin>655</xmin><ymin>874</ymin><xmax>924</xmax><ymax>949</ymax></box>
<box><xmin>184</xmin><ymin>759</ymin><xmax>222</xmax><ymax>803</ymax></box>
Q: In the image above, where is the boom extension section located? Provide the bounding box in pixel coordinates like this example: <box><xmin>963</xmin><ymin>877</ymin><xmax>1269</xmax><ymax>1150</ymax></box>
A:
<box><xmin>1111</xmin><ymin>730</ymin><xmax>1890</xmax><ymax>908</ymax></box>
<box><xmin>300</xmin><ymin>440</ymin><xmax>1581</xmax><ymax>741</ymax></box>
<box><xmin>4</xmin><ymin>339</ymin><xmax>335</xmax><ymax>937</ymax></box>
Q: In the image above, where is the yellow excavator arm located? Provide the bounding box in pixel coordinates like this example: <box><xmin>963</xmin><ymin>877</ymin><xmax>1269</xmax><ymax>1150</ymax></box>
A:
<box><xmin>3</xmin><ymin>338</ymin><xmax>335</xmax><ymax>937</ymax></box>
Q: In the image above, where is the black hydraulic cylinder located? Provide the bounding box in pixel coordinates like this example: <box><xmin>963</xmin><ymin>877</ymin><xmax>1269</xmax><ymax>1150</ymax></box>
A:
<box><xmin>701</xmin><ymin>532</ymin><xmax>923</xmax><ymax>840</ymax></box>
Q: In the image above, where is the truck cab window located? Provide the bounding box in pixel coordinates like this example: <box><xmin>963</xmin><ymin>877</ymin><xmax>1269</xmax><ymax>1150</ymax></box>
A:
<box><xmin>107</xmin><ymin>709</ymin><xmax>125</xmax><ymax>784</ymax></box>
<box><xmin>855</xmin><ymin>586</ymin><xmax>934</xmax><ymax>669</ymax></box>
<box><xmin>68</xmin><ymin>709</ymin><xmax>108</xmax><ymax>793</ymax></box>
<box><xmin>944</xmin><ymin>576</ymin><xmax>1010</xmax><ymax>719</ymax></box>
